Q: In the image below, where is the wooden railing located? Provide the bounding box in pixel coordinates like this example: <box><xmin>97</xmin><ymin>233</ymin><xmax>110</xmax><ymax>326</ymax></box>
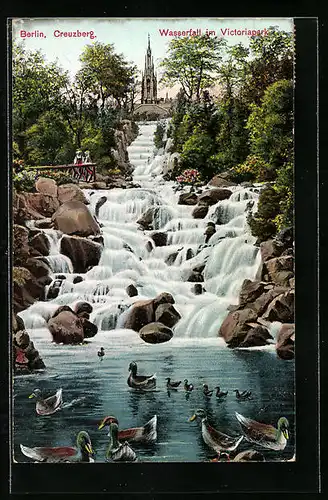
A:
<box><xmin>30</xmin><ymin>163</ymin><xmax>97</xmax><ymax>183</ymax></box>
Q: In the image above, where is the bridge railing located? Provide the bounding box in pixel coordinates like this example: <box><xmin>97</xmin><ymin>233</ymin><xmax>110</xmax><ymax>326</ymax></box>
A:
<box><xmin>28</xmin><ymin>163</ymin><xmax>97</xmax><ymax>183</ymax></box>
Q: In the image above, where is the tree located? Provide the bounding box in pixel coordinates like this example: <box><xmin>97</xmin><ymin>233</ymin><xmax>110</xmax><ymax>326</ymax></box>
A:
<box><xmin>241</xmin><ymin>26</ymin><xmax>294</xmax><ymax>105</ymax></box>
<box><xmin>79</xmin><ymin>42</ymin><xmax>137</xmax><ymax>112</ymax></box>
<box><xmin>246</xmin><ymin>79</ymin><xmax>293</xmax><ymax>170</ymax></box>
<box><xmin>12</xmin><ymin>42</ymin><xmax>68</xmax><ymax>157</ymax></box>
<box><xmin>218</xmin><ymin>43</ymin><xmax>249</xmax><ymax>99</ymax></box>
<box><xmin>160</xmin><ymin>35</ymin><xmax>226</xmax><ymax>101</ymax></box>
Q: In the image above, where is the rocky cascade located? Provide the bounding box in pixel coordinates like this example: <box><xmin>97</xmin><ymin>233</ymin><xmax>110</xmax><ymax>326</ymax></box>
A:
<box><xmin>219</xmin><ymin>228</ymin><xmax>295</xmax><ymax>359</ymax></box>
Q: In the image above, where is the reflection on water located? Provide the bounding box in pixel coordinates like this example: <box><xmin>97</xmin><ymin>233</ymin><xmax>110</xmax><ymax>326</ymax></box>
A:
<box><xmin>13</xmin><ymin>328</ymin><xmax>295</xmax><ymax>463</ymax></box>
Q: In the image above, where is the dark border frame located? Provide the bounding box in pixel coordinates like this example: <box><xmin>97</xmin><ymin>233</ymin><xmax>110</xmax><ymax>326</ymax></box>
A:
<box><xmin>0</xmin><ymin>7</ymin><xmax>320</xmax><ymax>497</ymax></box>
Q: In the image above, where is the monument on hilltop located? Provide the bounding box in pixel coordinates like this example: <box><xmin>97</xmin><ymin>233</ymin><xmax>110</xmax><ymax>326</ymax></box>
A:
<box><xmin>141</xmin><ymin>34</ymin><xmax>157</xmax><ymax>104</ymax></box>
<box><xmin>134</xmin><ymin>35</ymin><xmax>171</xmax><ymax>119</ymax></box>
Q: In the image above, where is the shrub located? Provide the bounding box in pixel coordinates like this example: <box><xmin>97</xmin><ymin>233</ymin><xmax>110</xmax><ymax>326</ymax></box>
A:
<box><xmin>180</xmin><ymin>132</ymin><xmax>215</xmax><ymax>179</ymax></box>
<box><xmin>13</xmin><ymin>168</ymin><xmax>38</xmax><ymax>192</ymax></box>
<box><xmin>176</xmin><ymin>169</ymin><xmax>202</xmax><ymax>186</ymax></box>
<box><xmin>12</xmin><ymin>267</ymin><xmax>32</xmax><ymax>286</ymax></box>
<box><xmin>248</xmin><ymin>185</ymin><xmax>281</xmax><ymax>241</ymax></box>
<box><xmin>230</xmin><ymin>155</ymin><xmax>274</xmax><ymax>183</ymax></box>
<box><xmin>154</xmin><ymin>121</ymin><xmax>166</xmax><ymax>150</ymax></box>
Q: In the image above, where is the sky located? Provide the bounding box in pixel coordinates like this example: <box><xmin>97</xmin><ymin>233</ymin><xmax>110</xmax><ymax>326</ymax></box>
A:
<box><xmin>11</xmin><ymin>18</ymin><xmax>294</xmax><ymax>99</ymax></box>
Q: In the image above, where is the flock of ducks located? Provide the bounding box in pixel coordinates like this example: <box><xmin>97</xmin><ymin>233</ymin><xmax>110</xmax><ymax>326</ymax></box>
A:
<box><xmin>20</xmin><ymin>361</ymin><xmax>291</xmax><ymax>463</ymax></box>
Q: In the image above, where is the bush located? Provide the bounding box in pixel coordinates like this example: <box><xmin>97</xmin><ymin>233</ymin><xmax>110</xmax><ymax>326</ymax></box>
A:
<box><xmin>12</xmin><ymin>266</ymin><xmax>32</xmax><ymax>286</ymax></box>
<box><xmin>180</xmin><ymin>132</ymin><xmax>215</xmax><ymax>180</ymax></box>
<box><xmin>154</xmin><ymin>121</ymin><xmax>166</xmax><ymax>150</ymax></box>
<box><xmin>273</xmin><ymin>161</ymin><xmax>294</xmax><ymax>231</ymax></box>
<box><xmin>248</xmin><ymin>185</ymin><xmax>281</xmax><ymax>241</ymax></box>
<box><xmin>230</xmin><ymin>155</ymin><xmax>274</xmax><ymax>183</ymax></box>
<box><xmin>13</xmin><ymin>168</ymin><xmax>37</xmax><ymax>192</ymax></box>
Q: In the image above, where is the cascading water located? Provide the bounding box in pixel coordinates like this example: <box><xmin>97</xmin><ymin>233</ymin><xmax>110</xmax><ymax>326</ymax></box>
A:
<box><xmin>14</xmin><ymin>120</ymin><xmax>295</xmax><ymax>464</ymax></box>
<box><xmin>19</xmin><ymin>120</ymin><xmax>262</xmax><ymax>338</ymax></box>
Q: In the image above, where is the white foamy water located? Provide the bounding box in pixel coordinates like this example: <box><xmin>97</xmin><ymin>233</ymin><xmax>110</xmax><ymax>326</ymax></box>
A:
<box><xmin>20</xmin><ymin>121</ymin><xmax>263</xmax><ymax>339</ymax></box>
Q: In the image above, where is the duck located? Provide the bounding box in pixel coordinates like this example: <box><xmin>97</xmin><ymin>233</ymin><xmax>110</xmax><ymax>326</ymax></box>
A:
<box><xmin>165</xmin><ymin>377</ymin><xmax>181</xmax><ymax>390</ymax></box>
<box><xmin>105</xmin><ymin>422</ymin><xmax>137</xmax><ymax>462</ymax></box>
<box><xmin>97</xmin><ymin>347</ymin><xmax>105</xmax><ymax>360</ymax></box>
<box><xmin>98</xmin><ymin>415</ymin><xmax>157</xmax><ymax>443</ymax></box>
<box><xmin>29</xmin><ymin>388</ymin><xmax>63</xmax><ymax>416</ymax></box>
<box><xmin>184</xmin><ymin>379</ymin><xmax>194</xmax><ymax>392</ymax></box>
<box><xmin>235</xmin><ymin>412</ymin><xmax>289</xmax><ymax>451</ymax></box>
<box><xmin>215</xmin><ymin>386</ymin><xmax>228</xmax><ymax>398</ymax></box>
<box><xmin>127</xmin><ymin>362</ymin><xmax>156</xmax><ymax>391</ymax></box>
<box><xmin>189</xmin><ymin>409</ymin><xmax>243</xmax><ymax>461</ymax></box>
<box><xmin>233</xmin><ymin>389</ymin><xmax>252</xmax><ymax>400</ymax></box>
<box><xmin>203</xmin><ymin>384</ymin><xmax>213</xmax><ymax>398</ymax></box>
<box><xmin>20</xmin><ymin>431</ymin><xmax>94</xmax><ymax>462</ymax></box>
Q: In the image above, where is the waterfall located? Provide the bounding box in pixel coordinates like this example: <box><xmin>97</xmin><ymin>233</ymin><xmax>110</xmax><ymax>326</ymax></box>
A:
<box><xmin>20</xmin><ymin>120</ymin><xmax>262</xmax><ymax>339</ymax></box>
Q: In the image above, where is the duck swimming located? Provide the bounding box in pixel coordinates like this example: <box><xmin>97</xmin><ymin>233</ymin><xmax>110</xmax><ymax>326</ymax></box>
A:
<box><xmin>97</xmin><ymin>347</ymin><xmax>105</xmax><ymax>360</ymax></box>
<box><xmin>234</xmin><ymin>389</ymin><xmax>252</xmax><ymax>400</ymax></box>
<box><xmin>105</xmin><ymin>422</ymin><xmax>137</xmax><ymax>462</ymax></box>
<box><xmin>184</xmin><ymin>379</ymin><xmax>194</xmax><ymax>392</ymax></box>
<box><xmin>203</xmin><ymin>384</ymin><xmax>213</xmax><ymax>398</ymax></box>
<box><xmin>189</xmin><ymin>409</ymin><xmax>243</xmax><ymax>461</ymax></box>
<box><xmin>127</xmin><ymin>362</ymin><xmax>156</xmax><ymax>391</ymax></box>
<box><xmin>165</xmin><ymin>378</ymin><xmax>181</xmax><ymax>390</ymax></box>
<box><xmin>215</xmin><ymin>386</ymin><xmax>228</xmax><ymax>398</ymax></box>
<box><xmin>29</xmin><ymin>388</ymin><xmax>63</xmax><ymax>416</ymax></box>
<box><xmin>20</xmin><ymin>431</ymin><xmax>94</xmax><ymax>462</ymax></box>
<box><xmin>235</xmin><ymin>412</ymin><xmax>289</xmax><ymax>451</ymax></box>
<box><xmin>98</xmin><ymin>415</ymin><xmax>157</xmax><ymax>443</ymax></box>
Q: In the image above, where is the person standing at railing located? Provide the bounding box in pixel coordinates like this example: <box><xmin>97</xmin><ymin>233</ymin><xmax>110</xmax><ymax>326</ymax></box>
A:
<box><xmin>74</xmin><ymin>149</ymin><xmax>83</xmax><ymax>165</ymax></box>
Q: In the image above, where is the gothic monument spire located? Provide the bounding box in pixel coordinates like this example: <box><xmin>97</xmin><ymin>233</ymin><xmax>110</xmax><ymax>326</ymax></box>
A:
<box><xmin>141</xmin><ymin>34</ymin><xmax>157</xmax><ymax>104</ymax></box>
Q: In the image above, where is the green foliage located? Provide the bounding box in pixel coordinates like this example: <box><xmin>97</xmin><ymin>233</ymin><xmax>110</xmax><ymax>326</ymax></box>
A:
<box><xmin>273</xmin><ymin>162</ymin><xmax>294</xmax><ymax>230</ymax></box>
<box><xmin>248</xmin><ymin>185</ymin><xmax>281</xmax><ymax>241</ymax></box>
<box><xmin>180</xmin><ymin>132</ymin><xmax>215</xmax><ymax>178</ymax></box>
<box><xmin>160</xmin><ymin>35</ymin><xmax>226</xmax><ymax>101</ymax></box>
<box><xmin>246</xmin><ymin>79</ymin><xmax>293</xmax><ymax>170</ymax></box>
<box><xmin>13</xmin><ymin>168</ymin><xmax>37</xmax><ymax>192</ymax></box>
<box><xmin>230</xmin><ymin>155</ymin><xmax>273</xmax><ymax>183</ymax></box>
<box><xmin>25</xmin><ymin>110</ymin><xmax>74</xmax><ymax>165</ymax></box>
<box><xmin>154</xmin><ymin>121</ymin><xmax>166</xmax><ymax>150</ymax></box>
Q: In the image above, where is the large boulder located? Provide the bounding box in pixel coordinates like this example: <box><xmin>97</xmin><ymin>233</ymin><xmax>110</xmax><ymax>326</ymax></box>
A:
<box><xmin>192</xmin><ymin>205</ymin><xmax>209</xmax><ymax>219</ymax></box>
<box><xmin>22</xmin><ymin>193</ymin><xmax>60</xmax><ymax>218</ymax></box>
<box><xmin>123</xmin><ymin>299</ymin><xmax>155</xmax><ymax>332</ymax></box>
<box><xmin>150</xmin><ymin>232</ymin><xmax>167</xmax><ymax>247</ymax></box>
<box><xmin>35</xmin><ymin>177</ymin><xmax>58</xmax><ymax>198</ymax></box>
<box><xmin>81</xmin><ymin>319</ymin><xmax>98</xmax><ymax>338</ymax></box>
<box><xmin>13</xmin><ymin>329</ymin><xmax>46</xmax><ymax>373</ymax></box>
<box><xmin>208</xmin><ymin>174</ymin><xmax>237</xmax><ymax>188</ymax></box>
<box><xmin>276</xmin><ymin>323</ymin><xmax>295</xmax><ymax>360</ymax></box>
<box><xmin>155</xmin><ymin>303</ymin><xmax>181</xmax><ymax>328</ymax></box>
<box><xmin>218</xmin><ymin>308</ymin><xmax>258</xmax><ymax>347</ymax></box>
<box><xmin>60</xmin><ymin>235</ymin><xmax>102</xmax><ymax>273</ymax></box>
<box><xmin>25</xmin><ymin>257</ymin><xmax>51</xmax><ymax>281</ymax></box>
<box><xmin>263</xmin><ymin>290</ymin><xmax>294</xmax><ymax>323</ymax></box>
<box><xmin>251</xmin><ymin>286</ymin><xmax>289</xmax><ymax>315</ymax></box>
<box><xmin>13</xmin><ymin>225</ymin><xmax>30</xmax><ymax>266</ymax></box>
<box><xmin>139</xmin><ymin>322</ymin><xmax>173</xmax><ymax>344</ymax></box>
<box><xmin>57</xmin><ymin>184</ymin><xmax>88</xmax><ymax>205</ymax></box>
<box><xmin>178</xmin><ymin>192</ymin><xmax>198</xmax><ymax>205</ymax></box>
<box><xmin>238</xmin><ymin>325</ymin><xmax>273</xmax><ymax>348</ymax></box>
<box><xmin>239</xmin><ymin>280</ymin><xmax>266</xmax><ymax>308</ymax></box>
<box><xmin>48</xmin><ymin>311</ymin><xmax>85</xmax><ymax>344</ymax></box>
<box><xmin>263</xmin><ymin>256</ymin><xmax>294</xmax><ymax>286</ymax></box>
<box><xmin>52</xmin><ymin>201</ymin><xmax>100</xmax><ymax>237</ymax></box>
<box><xmin>260</xmin><ymin>239</ymin><xmax>284</xmax><ymax>263</ymax></box>
<box><xmin>29</xmin><ymin>232</ymin><xmax>50</xmax><ymax>256</ymax></box>
<box><xmin>197</xmin><ymin>188</ymin><xmax>232</xmax><ymax>206</ymax></box>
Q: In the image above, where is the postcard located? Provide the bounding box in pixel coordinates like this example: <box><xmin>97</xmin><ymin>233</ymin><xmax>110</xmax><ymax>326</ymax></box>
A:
<box><xmin>10</xmin><ymin>17</ymin><xmax>295</xmax><ymax>466</ymax></box>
